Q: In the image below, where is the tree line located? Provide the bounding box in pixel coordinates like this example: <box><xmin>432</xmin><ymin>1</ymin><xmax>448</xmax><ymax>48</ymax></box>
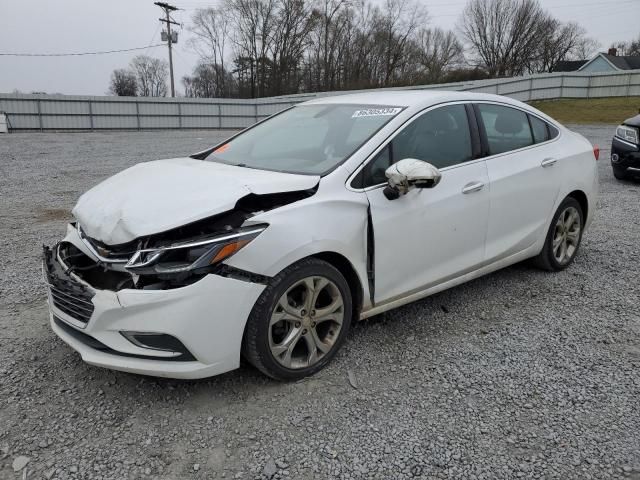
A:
<box><xmin>109</xmin><ymin>56</ymin><xmax>169</xmax><ymax>97</ymax></box>
<box><xmin>109</xmin><ymin>0</ymin><xmax>637</xmax><ymax>99</ymax></box>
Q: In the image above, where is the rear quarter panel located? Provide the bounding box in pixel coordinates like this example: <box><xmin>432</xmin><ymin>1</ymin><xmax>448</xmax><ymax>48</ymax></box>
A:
<box><xmin>519</xmin><ymin>97</ymin><xmax>598</xmax><ymax>232</ymax></box>
<box><xmin>551</xmin><ymin>128</ymin><xmax>599</xmax><ymax>230</ymax></box>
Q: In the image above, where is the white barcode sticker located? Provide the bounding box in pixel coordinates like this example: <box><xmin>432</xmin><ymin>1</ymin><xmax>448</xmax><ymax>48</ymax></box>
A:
<box><xmin>352</xmin><ymin>107</ymin><xmax>402</xmax><ymax>118</ymax></box>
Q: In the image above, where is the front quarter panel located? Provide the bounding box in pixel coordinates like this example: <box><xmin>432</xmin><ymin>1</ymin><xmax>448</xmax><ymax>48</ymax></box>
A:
<box><xmin>224</xmin><ymin>168</ymin><xmax>372</xmax><ymax>308</ymax></box>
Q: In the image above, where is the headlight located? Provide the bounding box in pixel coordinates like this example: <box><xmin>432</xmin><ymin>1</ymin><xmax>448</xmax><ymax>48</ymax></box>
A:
<box><xmin>125</xmin><ymin>225</ymin><xmax>267</xmax><ymax>275</ymax></box>
<box><xmin>616</xmin><ymin>125</ymin><xmax>639</xmax><ymax>145</ymax></box>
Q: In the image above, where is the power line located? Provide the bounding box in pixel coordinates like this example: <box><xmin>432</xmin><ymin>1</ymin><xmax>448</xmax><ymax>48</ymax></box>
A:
<box><xmin>143</xmin><ymin>23</ymin><xmax>163</xmax><ymax>57</ymax></box>
<box><xmin>0</xmin><ymin>44</ymin><xmax>164</xmax><ymax>57</ymax></box>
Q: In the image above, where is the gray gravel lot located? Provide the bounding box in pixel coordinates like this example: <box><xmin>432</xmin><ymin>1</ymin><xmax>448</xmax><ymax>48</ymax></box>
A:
<box><xmin>1</xmin><ymin>126</ymin><xmax>639</xmax><ymax>480</ymax></box>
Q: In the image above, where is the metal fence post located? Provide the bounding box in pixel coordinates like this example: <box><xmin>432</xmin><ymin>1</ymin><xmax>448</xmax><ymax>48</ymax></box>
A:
<box><xmin>560</xmin><ymin>75</ymin><xmax>565</xmax><ymax>99</ymax></box>
<box><xmin>88</xmin><ymin>100</ymin><xmax>94</xmax><ymax>131</ymax></box>
<box><xmin>218</xmin><ymin>103</ymin><xmax>222</xmax><ymax>129</ymax></box>
<box><xmin>254</xmin><ymin>103</ymin><xmax>259</xmax><ymax>124</ymax></box>
<box><xmin>529</xmin><ymin>78</ymin><xmax>534</xmax><ymax>101</ymax></box>
<box><xmin>178</xmin><ymin>101</ymin><xmax>182</xmax><ymax>129</ymax></box>
<box><xmin>587</xmin><ymin>75</ymin><xmax>593</xmax><ymax>99</ymax></box>
<box><xmin>135</xmin><ymin>101</ymin><xmax>141</xmax><ymax>131</ymax></box>
<box><xmin>37</xmin><ymin>99</ymin><xmax>43</xmax><ymax>132</ymax></box>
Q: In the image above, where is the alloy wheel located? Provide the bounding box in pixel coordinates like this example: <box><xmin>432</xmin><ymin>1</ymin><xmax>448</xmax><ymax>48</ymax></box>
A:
<box><xmin>269</xmin><ymin>276</ymin><xmax>344</xmax><ymax>369</ymax></box>
<box><xmin>552</xmin><ymin>206</ymin><xmax>581</xmax><ymax>265</ymax></box>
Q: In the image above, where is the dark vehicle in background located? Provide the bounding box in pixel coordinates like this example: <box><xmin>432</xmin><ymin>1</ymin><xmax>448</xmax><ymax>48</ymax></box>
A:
<box><xmin>611</xmin><ymin>114</ymin><xmax>640</xmax><ymax>180</ymax></box>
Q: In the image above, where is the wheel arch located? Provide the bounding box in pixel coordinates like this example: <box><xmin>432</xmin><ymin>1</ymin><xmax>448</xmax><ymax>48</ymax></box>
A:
<box><xmin>567</xmin><ymin>190</ymin><xmax>588</xmax><ymax>224</ymax></box>
<box><xmin>311</xmin><ymin>251</ymin><xmax>364</xmax><ymax>322</ymax></box>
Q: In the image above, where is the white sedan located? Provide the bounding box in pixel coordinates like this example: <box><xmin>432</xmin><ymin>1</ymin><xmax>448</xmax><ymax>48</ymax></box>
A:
<box><xmin>43</xmin><ymin>91</ymin><xmax>599</xmax><ymax>380</ymax></box>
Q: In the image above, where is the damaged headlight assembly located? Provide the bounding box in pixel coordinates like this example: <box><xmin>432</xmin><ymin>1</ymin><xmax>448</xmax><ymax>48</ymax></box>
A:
<box><xmin>124</xmin><ymin>225</ymin><xmax>267</xmax><ymax>276</ymax></box>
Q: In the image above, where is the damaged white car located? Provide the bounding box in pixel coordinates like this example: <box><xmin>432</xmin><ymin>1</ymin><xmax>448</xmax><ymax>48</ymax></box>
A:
<box><xmin>44</xmin><ymin>91</ymin><xmax>599</xmax><ymax>380</ymax></box>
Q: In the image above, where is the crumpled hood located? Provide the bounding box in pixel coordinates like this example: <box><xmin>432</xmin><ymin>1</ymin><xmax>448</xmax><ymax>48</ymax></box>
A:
<box><xmin>72</xmin><ymin>157</ymin><xmax>319</xmax><ymax>245</ymax></box>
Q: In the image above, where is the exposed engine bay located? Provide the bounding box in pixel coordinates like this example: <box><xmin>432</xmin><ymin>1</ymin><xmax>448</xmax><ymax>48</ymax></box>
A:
<box><xmin>59</xmin><ymin>188</ymin><xmax>316</xmax><ymax>291</ymax></box>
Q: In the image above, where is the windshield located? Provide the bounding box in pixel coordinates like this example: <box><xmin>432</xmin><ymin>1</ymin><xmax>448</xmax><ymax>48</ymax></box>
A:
<box><xmin>206</xmin><ymin>104</ymin><xmax>404</xmax><ymax>175</ymax></box>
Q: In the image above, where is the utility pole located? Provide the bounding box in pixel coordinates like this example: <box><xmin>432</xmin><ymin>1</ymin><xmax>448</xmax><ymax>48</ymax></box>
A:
<box><xmin>155</xmin><ymin>2</ymin><xmax>179</xmax><ymax>97</ymax></box>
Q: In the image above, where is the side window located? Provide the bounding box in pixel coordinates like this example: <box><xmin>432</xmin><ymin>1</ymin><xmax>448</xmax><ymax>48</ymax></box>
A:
<box><xmin>529</xmin><ymin>115</ymin><xmax>549</xmax><ymax>144</ymax></box>
<box><xmin>356</xmin><ymin>104</ymin><xmax>473</xmax><ymax>188</ymax></box>
<box><xmin>392</xmin><ymin>104</ymin><xmax>473</xmax><ymax>169</ymax></box>
<box><xmin>477</xmin><ymin>104</ymin><xmax>533</xmax><ymax>155</ymax></box>
<box><xmin>361</xmin><ymin>146</ymin><xmax>392</xmax><ymax>187</ymax></box>
<box><xmin>548</xmin><ymin>124</ymin><xmax>560</xmax><ymax>140</ymax></box>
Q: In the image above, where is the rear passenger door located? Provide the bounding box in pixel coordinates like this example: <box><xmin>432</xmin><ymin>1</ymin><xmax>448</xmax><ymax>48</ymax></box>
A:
<box><xmin>474</xmin><ymin>103</ymin><xmax>562</xmax><ymax>263</ymax></box>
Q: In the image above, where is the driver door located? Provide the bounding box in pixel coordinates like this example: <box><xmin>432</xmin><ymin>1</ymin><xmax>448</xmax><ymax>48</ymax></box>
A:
<box><xmin>362</xmin><ymin>104</ymin><xmax>490</xmax><ymax>304</ymax></box>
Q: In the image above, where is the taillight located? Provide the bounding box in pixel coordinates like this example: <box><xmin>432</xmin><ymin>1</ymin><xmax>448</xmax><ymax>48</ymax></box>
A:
<box><xmin>593</xmin><ymin>145</ymin><xmax>600</xmax><ymax>161</ymax></box>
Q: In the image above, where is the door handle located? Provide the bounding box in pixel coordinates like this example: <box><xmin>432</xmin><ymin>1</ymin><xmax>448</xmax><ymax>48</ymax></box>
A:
<box><xmin>541</xmin><ymin>157</ymin><xmax>557</xmax><ymax>167</ymax></box>
<box><xmin>462</xmin><ymin>181</ymin><xmax>485</xmax><ymax>194</ymax></box>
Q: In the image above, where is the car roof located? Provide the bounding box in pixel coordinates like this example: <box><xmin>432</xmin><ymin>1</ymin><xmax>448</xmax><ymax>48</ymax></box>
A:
<box><xmin>301</xmin><ymin>89</ymin><xmax>521</xmax><ymax>110</ymax></box>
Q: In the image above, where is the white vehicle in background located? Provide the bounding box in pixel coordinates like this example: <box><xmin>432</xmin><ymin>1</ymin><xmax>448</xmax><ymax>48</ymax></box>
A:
<box><xmin>43</xmin><ymin>91</ymin><xmax>599</xmax><ymax>381</ymax></box>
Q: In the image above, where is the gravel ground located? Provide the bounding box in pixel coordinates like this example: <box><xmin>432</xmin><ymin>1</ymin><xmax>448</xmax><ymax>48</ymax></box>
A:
<box><xmin>1</xmin><ymin>126</ymin><xmax>639</xmax><ymax>480</ymax></box>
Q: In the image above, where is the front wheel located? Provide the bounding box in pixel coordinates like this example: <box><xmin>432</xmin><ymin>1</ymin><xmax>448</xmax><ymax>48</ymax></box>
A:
<box><xmin>533</xmin><ymin>197</ymin><xmax>584</xmax><ymax>271</ymax></box>
<box><xmin>242</xmin><ymin>258</ymin><xmax>352</xmax><ymax>381</ymax></box>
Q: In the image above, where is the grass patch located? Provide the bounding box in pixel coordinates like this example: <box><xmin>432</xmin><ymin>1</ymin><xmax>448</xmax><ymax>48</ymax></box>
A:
<box><xmin>530</xmin><ymin>97</ymin><xmax>640</xmax><ymax>124</ymax></box>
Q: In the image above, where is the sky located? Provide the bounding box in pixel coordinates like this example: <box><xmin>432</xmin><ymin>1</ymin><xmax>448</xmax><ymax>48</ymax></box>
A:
<box><xmin>1</xmin><ymin>0</ymin><xmax>639</xmax><ymax>96</ymax></box>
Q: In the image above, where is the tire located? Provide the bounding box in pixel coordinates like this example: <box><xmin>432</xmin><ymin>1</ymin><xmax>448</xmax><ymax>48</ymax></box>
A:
<box><xmin>533</xmin><ymin>197</ymin><xmax>584</xmax><ymax>272</ymax></box>
<box><xmin>242</xmin><ymin>258</ymin><xmax>353</xmax><ymax>381</ymax></box>
<box><xmin>613</xmin><ymin>166</ymin><xmax>629</xmax><ymax>180</ymax></box>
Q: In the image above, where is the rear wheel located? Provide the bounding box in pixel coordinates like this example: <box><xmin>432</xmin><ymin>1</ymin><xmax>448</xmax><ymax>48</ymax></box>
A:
<box><xmin>242</xmin><ymin>258</ymin><xmax>352</xmax><ymax>381</ymax></box>
<box><xmin>613</xmin><ymin>166</ymin><xmax>629</xmax><ymax>180</ymax></box>
<box><xmin>533</xmin><ymin>197</ymin><xmax>583</xmax><ymax>272</ymax></box>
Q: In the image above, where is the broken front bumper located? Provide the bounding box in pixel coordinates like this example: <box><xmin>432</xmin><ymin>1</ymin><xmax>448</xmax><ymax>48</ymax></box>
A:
<box><xmin>43</xmin><ymin>233</ymin><xmax>265</xmax><ymax>379</ymax></box>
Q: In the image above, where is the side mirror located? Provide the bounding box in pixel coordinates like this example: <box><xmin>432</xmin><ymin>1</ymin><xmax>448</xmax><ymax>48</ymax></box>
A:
<box><xmin>383</xmin><ymin>158</ymin><xmax>441</xmax><ymax>200</ymax></box>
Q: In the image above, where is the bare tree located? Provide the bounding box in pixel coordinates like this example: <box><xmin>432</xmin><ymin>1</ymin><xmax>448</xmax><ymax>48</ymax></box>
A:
<box><xmin>189</xmin><ymin>7</ymin><xmax>232</xmax><ymax>95</ymax></box>
<box><xmin>302</xmin><ymin>0</ymin><xmax>428</xmax><ymax>91</ymax></box>
<box><xmin>574</xmin><ymin>36</ymin><xmax>600</xmax><ymax>60</ymax></box>
<box><xmin>460</xmin><ymin>0</ymin><xmax>550</xmax><ymax>77</ymax></box>
<box><xmin>303</xmin><ymin>0</ymin><xmax>356</xmax><ymax>91</ymax></box>
<box><xmin>228</xmin><ymin>0</ymin><xmax>278</xmax><ymax>97</ymax></box>
<box><xmin>180</xmin><ymin>0</ymin><xmax>599</xmax><ymax>98</ymax></box>
<box><xmin>610</xmin><ymin>36</ymin><xmax>640</xmax><ymax>56</ymax></box>
<box><xmin>130</xmin><ymin>55</ymin><xmax>169</xmax><ymax>97</ymax></box>
<box><xmin>343</xmin><ymin>2</ymin><xmax>377</xmax><ymax>88</ymax></box>
<box><xmin>628</xmin><ymin>38</ymin><xmax>640</xmax><ymax>56</ymax></box>
<box><xmin>108</xmin><ymin>68</ymin><xmax>137</xmax><ymax>96</ymax></box>
<box><xmin>532</xmin><ymin>21</ymin><xmax>595</xmax><ymax>73</ymax></box>
<box><xmin>377</xmin><ymin>0</ymin><xmax>428</xmax><ymax>85</ymax></box>
<box><xmin>316</xmin><ymin>0</ymin><xmax>351</xmax><ymax>90</ymax></box>
<box><xmin>183</xmin><ymin>62</ymin><xmax>236</xmax><ymax>97</ymax></box>
<box><xmin>269</xmin><ymin>0</ymin><xmax>316</xmax><ymax>94</ymax></box>
<box><xmin>413</xmin><ymin>28</ymin><xmax>463</xmax><ymax>83</ymax></box>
